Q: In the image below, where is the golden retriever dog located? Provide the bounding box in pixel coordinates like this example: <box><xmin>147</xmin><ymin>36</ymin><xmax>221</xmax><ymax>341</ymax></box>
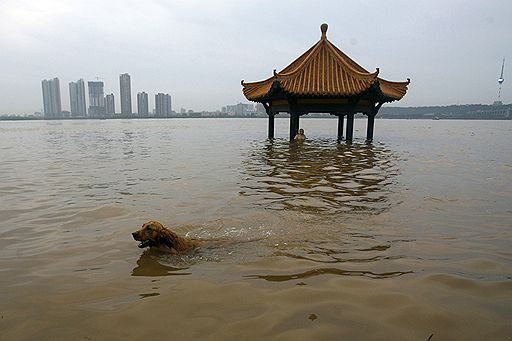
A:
<box><xmin>132</xmin><ymin>220</ymin><xmax>202</xmax><ymax>253</ymax></box>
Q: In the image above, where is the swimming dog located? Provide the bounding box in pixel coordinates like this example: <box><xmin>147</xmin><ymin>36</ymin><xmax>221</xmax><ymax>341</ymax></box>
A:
<box><xmin>132</xmin><ymin>220</ymin><xmax>202</xmax><ymax>253</ymax></box>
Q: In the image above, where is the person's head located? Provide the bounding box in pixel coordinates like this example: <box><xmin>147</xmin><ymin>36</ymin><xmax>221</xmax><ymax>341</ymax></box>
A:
<box><xmin>299</xmin><ymin>128</ymin><xmax>304</xmax><ymax>135</ymax></box>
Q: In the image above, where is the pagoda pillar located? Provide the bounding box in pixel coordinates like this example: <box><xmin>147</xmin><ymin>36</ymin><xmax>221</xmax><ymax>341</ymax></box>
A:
<box><xmin>268</xmin><ymin>112</ymin><xmax>275</xmax><ymax>140</ymax></box>
<box><xmin>337</xmin><ymin>114</ymin><xmax>345</xmax><ymax>142</ymax></box>
<box><xmin>366</xmin><ymin>103</ymin><xmax>382</xmax><ymax>142</ymax></box>
<box><xmin>294</xmin><ymin>114</ymin><xmax>300</xmax><ymax>137</ymax></box>
<box><xmin>289</xmin><ymin>113</ymin><xmax>295</xmax><ymax>140</ymax></box>
<box><xmin>289</xmin><ymin>112</ymin><xmax>300</xmax><ymax>140</ymax></box>
<box><xmin>263</xmin><ymin>103</ymin><xmax>275</xmax><ymax>140</ymax></box>
<box><xmin>366</xmin><ymin>113</ymin><xmax>375</xmax><ymax>142</ymax></box>
<box><xmin>346</xmin><ymin>113</ymin><xmax>355</xmax><ymax>141</ymax></box>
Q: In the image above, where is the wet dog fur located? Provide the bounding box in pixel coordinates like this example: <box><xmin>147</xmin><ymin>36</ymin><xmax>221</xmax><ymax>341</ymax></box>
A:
<box><xmin>132</xmin><ymin>220</ymin><xmax>202</xmax><ymax>253</ymax></box>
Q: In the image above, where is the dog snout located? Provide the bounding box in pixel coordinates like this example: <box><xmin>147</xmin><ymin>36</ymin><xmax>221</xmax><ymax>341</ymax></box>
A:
<box><xmin>132</xmin><ymin>231</ymin><xmax>140</xmax><ymax>240</ymax></box>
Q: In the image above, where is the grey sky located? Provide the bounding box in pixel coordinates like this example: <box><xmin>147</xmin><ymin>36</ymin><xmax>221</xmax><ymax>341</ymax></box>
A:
<box><xmin>1</xmin><ymin>0</ymin><xmax>511</xmax><ymax>114</ymax></box>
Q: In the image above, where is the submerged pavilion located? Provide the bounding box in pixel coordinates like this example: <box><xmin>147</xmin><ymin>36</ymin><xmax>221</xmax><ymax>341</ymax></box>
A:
<box><xmin>241</xmin><ymin>23</ymin><xmax>410</xmax><ymax>141</ymax></box>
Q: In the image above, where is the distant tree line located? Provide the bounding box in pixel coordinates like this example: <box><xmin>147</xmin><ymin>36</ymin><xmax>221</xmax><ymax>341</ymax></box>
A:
<box><xmin>379</xmin><ymin>104</ymin><xmax>511</xmax><ymax>120</ymax></box>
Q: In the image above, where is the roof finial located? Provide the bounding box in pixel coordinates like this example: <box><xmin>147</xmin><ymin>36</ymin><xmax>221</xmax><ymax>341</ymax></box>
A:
<box><xmin>320</xmin><ymin>23</ymin><xmax>328</xmax><ymax>39</ymax></box>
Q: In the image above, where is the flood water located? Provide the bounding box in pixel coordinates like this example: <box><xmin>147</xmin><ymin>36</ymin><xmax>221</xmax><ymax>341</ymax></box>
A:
<box><xmin>0</xmin><ymin>118</ymin><xmax>511</xmax><ymax>340</ymax></box>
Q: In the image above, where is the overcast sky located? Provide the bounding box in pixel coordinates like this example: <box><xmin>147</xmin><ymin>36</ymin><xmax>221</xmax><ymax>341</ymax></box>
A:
<box><xmin>1</xmin><ymin>0</ymin><xmax>511</xmax><ymax>114</ymax></box>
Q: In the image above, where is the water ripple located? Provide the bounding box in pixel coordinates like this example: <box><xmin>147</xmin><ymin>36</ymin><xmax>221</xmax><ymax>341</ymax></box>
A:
<box><xmin>245</xmin><ymin>267</ymin><xmax>414</xmax><ymax>281</ymax></box>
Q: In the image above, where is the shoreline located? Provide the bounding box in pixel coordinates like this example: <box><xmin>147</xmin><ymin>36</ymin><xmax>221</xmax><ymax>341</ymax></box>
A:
<box><xmin>1</xmin><ymin>115</ymin><xmax>511</xmax><ymax>121</ymax></box>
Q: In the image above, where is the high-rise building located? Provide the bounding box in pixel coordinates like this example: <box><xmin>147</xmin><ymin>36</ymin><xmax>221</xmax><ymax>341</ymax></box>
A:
<box><xmin>69</xmin><ymin>82</ymin><xmax>78</xmax><ymax>116</ymax></box>
<box><xmin>119</xmin><ymin>73</ymin><xmax>132</xmax><ymax>116</ymax></box>
<box><xmin>137</xmin><ymin>92</ymin><xmax>149</xmax><ymax>117</ymax></box>
<box><xmin>255</xmin><ymin>103</ymin><xmax>266</xmax><ymax>115</ymax></box>
<box><xmin>88</xmin><ymin>81</ymin><xmax>105</xmax><ymax>117</ymax></box>
<box><xmin>105</xmin><ymin>93</ymin><xmax>115</xmax><ymax>116</ymax></box>
<box><xmin>225</xmin><ymin>103</ymin><xmax>254</xmax><ymax>116</ymax></box>
<box><xmin>69</xmin><ymin>79</ymin><xmax>87</xmax><ymax>117</ymax></box>
<box><xmin>155</xmin><ymin>93</ymin><xmax>172</xmax><ymax>117</ymax></box>
<box><xmin>41</xmin><ymin>77</ymin><xmax>62</xmax><ymax>119</ymax></box>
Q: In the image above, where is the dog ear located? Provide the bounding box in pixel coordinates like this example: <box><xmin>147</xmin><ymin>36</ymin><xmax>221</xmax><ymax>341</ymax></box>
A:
<box><xmin>158</xmin><ymin>232</ymin><xmax>174</xmax><ymax>249</ymax></box>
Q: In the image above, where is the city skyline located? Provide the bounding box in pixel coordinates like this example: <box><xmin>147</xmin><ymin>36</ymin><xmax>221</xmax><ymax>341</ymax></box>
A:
<box><xmin>40</xmin><ymin>73</ymin><xmax>178</xmax><ymax>118</ymax></box>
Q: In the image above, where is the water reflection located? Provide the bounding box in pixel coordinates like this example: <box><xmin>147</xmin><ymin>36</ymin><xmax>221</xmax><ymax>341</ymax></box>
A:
<box><xmin>131</xmin><ymin>250</ymin><xmax>192</xmax><ymax>277</ymax></box>
<box><xmin>241</xmin><ymin>138</ymin><xmax>401</xmax><ymax>215</ymax></box>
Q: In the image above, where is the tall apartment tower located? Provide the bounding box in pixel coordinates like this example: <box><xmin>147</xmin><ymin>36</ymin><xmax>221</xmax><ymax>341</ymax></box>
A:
<box><xmin>119</xmin><ymin>73</ymin><xmax>132</xmax><ymax>116</ymax></box>
<box><xmin>69</xmin><ymin>79</ymin><xmax>87</xmax><ymax>117</ymax></box>
<box><xmin>41</xmin><ymin>77</ymin><xmax>62</xmax><ymax>119</ymax></box>
<box><xmin>137</xmin><ymin>92</ymin><xmax>149</xmax><ymax>117</ymax></box>
<box><xmin>105</xmin><ymin>93</ymin><xmax>115</xmax><ymax>116</ymax></box>
<box><xmin>155</xmin><ymin>93</ymin><xmax>172</xmax><ymax>117</ymax></box>
<box><xmin>88</xmin><ymin>81</ymin><xmax>105</xmax><ymax>117</ymax></box>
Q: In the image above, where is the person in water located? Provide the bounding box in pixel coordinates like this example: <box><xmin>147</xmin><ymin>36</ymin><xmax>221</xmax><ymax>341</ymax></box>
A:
<box><xmin>294</xmin><ymin>128</ymin><xmax>306</xmax><ymax>141</ymax></box>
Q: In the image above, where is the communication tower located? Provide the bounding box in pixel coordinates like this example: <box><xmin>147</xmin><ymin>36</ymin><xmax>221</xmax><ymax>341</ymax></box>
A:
<box><xmin>496</xmin><ymin>58</ymin><xmax>505</xmax><ymax>105</ymax></box>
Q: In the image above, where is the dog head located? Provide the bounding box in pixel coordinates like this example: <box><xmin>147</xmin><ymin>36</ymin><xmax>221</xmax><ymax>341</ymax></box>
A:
<box><xmin>132</xmin><ymin>220</ymin><xmax>172</xmax><ymax>249</ymax></box>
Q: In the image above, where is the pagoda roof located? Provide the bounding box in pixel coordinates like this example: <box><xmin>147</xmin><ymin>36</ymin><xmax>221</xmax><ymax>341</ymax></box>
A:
<box><xmin>242</xmin><ymin>24</ymin><xmax>410</xmax><ymax>103</ymax></box>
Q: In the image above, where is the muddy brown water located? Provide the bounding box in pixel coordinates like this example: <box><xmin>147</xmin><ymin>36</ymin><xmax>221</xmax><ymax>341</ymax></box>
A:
<box><xmin>0</xmin><ymin>118</ymin><xmax>511</xmax><ymax>340</ymax></box>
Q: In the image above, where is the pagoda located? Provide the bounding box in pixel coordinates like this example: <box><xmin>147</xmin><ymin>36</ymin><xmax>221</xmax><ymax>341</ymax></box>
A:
<box><xmin>241</xmin><ymin>23</ymin><xmax>410</xmax><ymax>141</ymax></box>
